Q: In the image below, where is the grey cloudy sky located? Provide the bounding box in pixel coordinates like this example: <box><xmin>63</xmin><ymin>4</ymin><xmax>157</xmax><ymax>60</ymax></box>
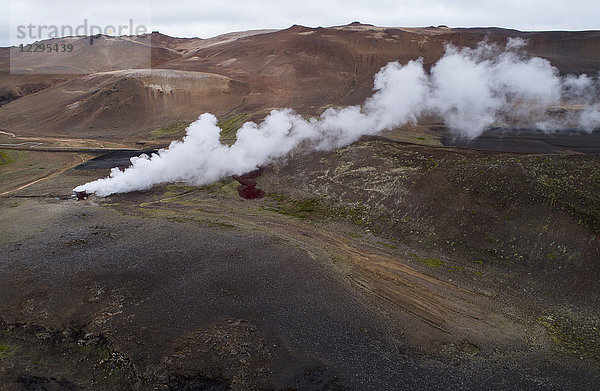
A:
<box><xmin>2</xmin><ymin>0</ymin><xmax>599</xmax><ymax>45</ymax></box>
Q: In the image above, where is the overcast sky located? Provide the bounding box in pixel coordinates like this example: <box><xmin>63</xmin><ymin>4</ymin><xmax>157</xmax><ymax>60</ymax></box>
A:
<box><xmin>2</xmin><ymin>0</ymin><xmax>599</xmax><ymax>45</ymax></box>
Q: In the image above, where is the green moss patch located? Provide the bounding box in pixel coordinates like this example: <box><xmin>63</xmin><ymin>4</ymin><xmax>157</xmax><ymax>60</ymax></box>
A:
<box><xmin>0</xmin><ymin>344</ymin><xmax>19</xmax><ymax>359</ymax></box>
<box><xmin>538</xmin><ymin>314</ymin><xmax>600</xmax><ymax>359</ymax></box>
<box><xmin>0</xmin><ymin>149</ymin><xmax>29</xmax><ymax>166</ymax></box>
<box><xmin>377</xmin><ymin>241</ymin><xmax>398</xmax><ymax>250</ymax></box>
<box><xmin>149</xmin><ymin>120</ymin><xmax>191</xmax><ymax>140</ymax></box>
<box><xmin>166</xmin><ymin>216</ymin><xmax>235</xmax><ymax>229</ymax></box>
<box><xmin>217</xmin><ymin>113</ymin><xmax>250</xmax><ymax>140</ymax></box>
<box><xmin>204</xmin><ymin>179</ymin><xmax>241</xmax><ymax>197</ymax></box>
<box><xmin>264</xmin><ymin>194</ymin><xmax>324</xmax><ymax>219</ymax></box>
<box><xmin>408</xmin><ymin>252</ymin><xmax>445</xmax><ymax>268</ymax></box>
<box><xmin>159</xmin><ymin>184</ymin><xmax>199</xmax><ymax>199</ymax></box>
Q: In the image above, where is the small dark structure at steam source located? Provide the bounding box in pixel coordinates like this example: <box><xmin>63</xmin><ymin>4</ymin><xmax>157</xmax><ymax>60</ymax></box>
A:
<box><xmin>74</xmin><ymin>191</ymin><xmax>88</xmax><ymax>201</ymax></box>
<box><xmin>232</xmin><ymin>168</ymin><xmax>265</xmax><ymax>199</ymax></box>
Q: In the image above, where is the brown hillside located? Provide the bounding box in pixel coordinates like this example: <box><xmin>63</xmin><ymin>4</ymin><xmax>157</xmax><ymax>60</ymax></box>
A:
<box><xmin>160</xmin><ymin>24</ymin><xmax>600</xmax><ymax>115</ymax></box>
<box><xmin>0</xmin><ymin>29</ymin><xmax>278</xmax><ymax>111</ymax></box>
<box><xmin>0</xmin><ymin>69</ymin><xmax>249</xmax><ymax>140</ymax></box>
<box><xmin>0</xmin><ymin>34</ymin><xmax>185</xmax><ymax>106</ymax></box>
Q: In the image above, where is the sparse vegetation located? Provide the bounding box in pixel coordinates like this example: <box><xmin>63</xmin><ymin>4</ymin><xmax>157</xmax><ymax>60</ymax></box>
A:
<box><xmin>149</xmin><ymin>120</ymin><xmax>191</xmax><ymax>140</ymax></box>
<box><xmin>377</xmin><ymin>241</ymin><xmax>398</xmax><ymax>249</ymax></box>
<box><xmin>203</xmin><ymin>179</ymin><xmax>240</xmax><ymax>197</ymax></box>
<box><xmin>160</xmin><ymin>184</ymin><xmax>199</xmax><ymax>199</ymax></box>
<box><xmin>449</xmin><ymin>155</ymin><xmax>600</xmax><ymax>233</ymax></box>
<box><xmin>166</xmin><ymin>216</ymin><xmax>235</xmax><ymax>229</ymax></box>
<box><xmin>0</xmin><ymin>149</ymin><xmax>29</xmax><ymax>166</ymax></box>
<box><xmin>0</xmin><ymin>344</ymin><xmax>18</xmax><ymax>359</ymax></box>
<box><xmin>408</xmin><ymin>252</ymin><xmax>445</xmax><ymax>268</ymax></box>
<box><xmin>538</xmin><ymin>314</ymin><xmax>600</xmax><ymax>359</ymax></box>
<box><xmin>217</xmin><ymin>113</ymin><xmax>250</xmax><ymax>140</ymax></box>
<box><xmin>264</xmin><ymin>194</ymin><xmax>323</xmax><ymax>219</ymax></box>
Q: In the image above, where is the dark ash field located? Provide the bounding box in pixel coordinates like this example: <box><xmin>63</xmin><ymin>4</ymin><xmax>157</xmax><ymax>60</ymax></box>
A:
<box><xmin>2</xmin><ymin>127</ymin><xmax>599</xmax><ymax>389</ymax></box>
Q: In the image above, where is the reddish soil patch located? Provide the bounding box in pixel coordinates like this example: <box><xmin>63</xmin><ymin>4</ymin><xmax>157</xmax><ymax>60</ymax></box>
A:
<box><xmin>233</xmin><ymin>168</ymin><xmax>265</xmax><ymax>199</ymax></box>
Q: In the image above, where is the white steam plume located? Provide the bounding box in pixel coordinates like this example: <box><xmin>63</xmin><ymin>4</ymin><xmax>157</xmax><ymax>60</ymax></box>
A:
<box><xmin>75</xmin><ymin>40</ymin><xmax>600</xmax><ymax>197</ymax></box>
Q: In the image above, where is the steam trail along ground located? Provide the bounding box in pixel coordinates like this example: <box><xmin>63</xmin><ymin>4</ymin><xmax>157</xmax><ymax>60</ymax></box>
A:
<box><xmin>1</xmin><ymin>24</ymin><xmax>600</xmax><ymax>390</ymax></box>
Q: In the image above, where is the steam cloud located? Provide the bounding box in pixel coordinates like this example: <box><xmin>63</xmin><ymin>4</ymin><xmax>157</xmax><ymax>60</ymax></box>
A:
<box><xmin>75</xmin><ymin>39</ymin><xmax>600</xmax><ymax>197</ymax></box>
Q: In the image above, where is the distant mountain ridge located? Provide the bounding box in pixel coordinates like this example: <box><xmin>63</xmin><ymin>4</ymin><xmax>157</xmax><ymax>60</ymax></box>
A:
<box><xmin>1</xmin><ymin>23</ymin><xmax>599</xmax><ymax>141</ymax></box>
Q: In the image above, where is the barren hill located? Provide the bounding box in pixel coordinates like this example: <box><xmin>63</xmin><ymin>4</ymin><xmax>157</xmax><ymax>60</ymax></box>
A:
<box><xmin>0</xmin><ymin>30</ymin><xmax>272</xmax><ymax>108</ymax></box>
<box><xmin>161</xmin><ymin>24</ymin><xmax>600</xmax><ymax>115</ymax></box>
<box><xmin>0</xmin><ymin>69</ymin><xmax>248</xmax><ymax>140</ymax></box>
